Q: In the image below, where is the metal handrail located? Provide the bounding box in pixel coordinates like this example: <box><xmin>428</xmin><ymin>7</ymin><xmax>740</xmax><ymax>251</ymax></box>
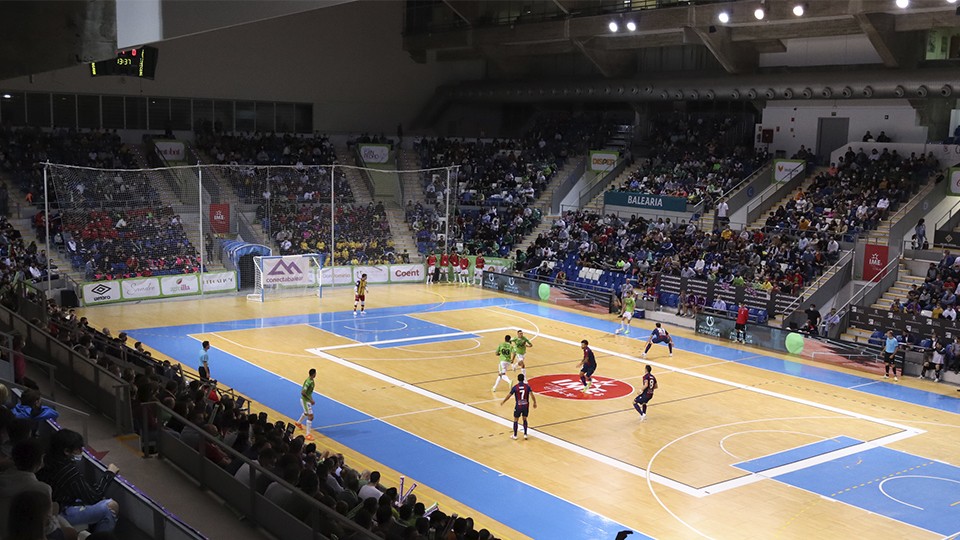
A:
<box><xmin>935</xmin><ymin>197</ymin><xmax>960</xmax><ymax>230</ymax></box>
<box><xmin>833</xmin><ymin>253</ymin><xmax>901</xmax><ymax>317</ymax></box>
<box><xmin>718</xmin><ymin>158</ymin><xmax>773</xmax><ymax>200</ymax></box>
<box><xmin>744</xmin><ymin>180</ymin><xmax>782</xmax><ymax>217</ymax></box>
<box><xmin>778</xmin><ymin>248</ymin><xmax>853</xmax><ymax>316</ymax></box>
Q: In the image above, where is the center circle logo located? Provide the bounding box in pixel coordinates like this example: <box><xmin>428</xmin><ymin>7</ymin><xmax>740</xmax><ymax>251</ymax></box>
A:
<box><xmin>527</xmin><ymin>374</ymin><xmax>633</xmax><ymax>400</ymax></box>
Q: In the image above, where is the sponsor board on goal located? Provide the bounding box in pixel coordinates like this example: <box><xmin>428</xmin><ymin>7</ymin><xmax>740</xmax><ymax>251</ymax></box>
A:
<box><xmin>263</xmin><ymin>256</ymin><xmax>316</xmax><ymax>286</ymax></box>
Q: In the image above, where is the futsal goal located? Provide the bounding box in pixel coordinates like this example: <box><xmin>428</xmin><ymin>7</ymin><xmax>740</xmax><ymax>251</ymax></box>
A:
<box><xmin>247</xmin><ymin>254</ymin><xmax>323</xmax><ymax>302</ymax></box>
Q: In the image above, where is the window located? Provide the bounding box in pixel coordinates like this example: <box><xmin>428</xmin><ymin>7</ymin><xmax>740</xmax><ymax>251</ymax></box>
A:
<box><xmin>26</xmin><ymin>93</ymin><xmax>51</xmax><ymax>127</ymax></box>
<box><xmin>148</xmin><ymin>97</ymin><xmax>170</xmax><ymax>130</ymax></box>
<box><xmin>213</xmin><ymin>100</ymin><xmax>234</xmax><ymax>133</ymax></box>
<box><xmin>193</xmin><ymin>99</ymin><xmax>213</xmax><ymax>133</ymax></box>
<box><xmin>0</xmin><ymin>92</ymin><xmax>26</xmax><ymax>126</ymax></box>
<box><xmin>102</xmin><ymin>96</ymin><xmax>124</xmax><ymax>129</ymax></box>
<box><xmin>52</xmin><ymin>94</ymin><xmax>77</xmax><ymax>129</ymax></box>
<box><xmin>295</xmin><ymin>103</ymin><xmax>313</xmax><ymax>133</ymax></box>
<box><xmin>235</xmin><ymin>101</ymin><xmax>255</xmax><ymax>132</ymax></box>
<box><xmin>255</xmin><ymin>102</ymin><xmax>275</xmax><ymax>132</ymax></box>
<box><xmin>276</xmin><ymin>103</ymin><xmax>295</xmax><ymax>134</ymax></box>
<box><xmin>77</xmin><ymin>95</ymin><xmax>100</xmax><ymax>129</ymax></box>
<box><xmin>170</xmin><ymin>98</ymin><xmax>191</xmax><ymax>131</ymax></box>
<box><xmin>125</xmin><ymin>97</ymin><xmax>147</xmax><ymax>129</ymax></box>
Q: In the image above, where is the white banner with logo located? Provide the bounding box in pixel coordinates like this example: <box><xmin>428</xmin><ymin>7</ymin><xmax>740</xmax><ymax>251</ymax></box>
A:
<box><xmin>390</xmin><ymin>264</ymin><xmax>425</xmax><ymax>282</ymax></box>
<box><xmin>320</xmin><ymin>266</ymin><xmax>353</xmax><ymax>286</ymax></box>
<box><xmin>82</xmin><ymin>281</ymin><xmax>122</xmax><ymax>305</ymax></box>
<box><xmin>201</xmin><ymin>271</ymin><xmax>237</xmax><ymax>293</ymax></box>
<box><xmin>773</xmin><ymin>159</ymin><xmax>805</xmax><ymax>182</ymax></box>
<box><xmin>589</xmin><ymin>150</ymin><xmax>619</xmax><ymax>172</ymax></box>
<box><xmin>950</xmin><ymin>167</ymin><xmax>960</xmax><ymax>195</ymax></box>
<box><xmin>155</xmin><ymin>140</ymin><xmax>185</xmax><ymax>161</ymax></box>
<box><xmin>353</xmin><ymin>265</ymin><xmax>390</xmax><ymax>284</ymax></box>
<box><xmin>121</xmin><ymin>277</ymin><xmax>162</xmax><ymax>300</ymax></box>
<box><xmin>160</xmin><ymin>274</ymin><xmax>200</xmax><ymax>296</ymax></box>
<box><xmin>359</xmin><ymin>144</ymin><xmax>391</xmax><ymax>164</ymax></box>
<box><xmin>262</xmin><ymin>255</ymin><xmax>315</xmax><ymax>286</ymax></box>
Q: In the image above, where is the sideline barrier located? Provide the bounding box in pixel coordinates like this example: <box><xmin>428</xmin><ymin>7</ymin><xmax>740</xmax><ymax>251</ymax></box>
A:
<box><xmin>695</xmin><ymin>311</ymin><xmax>792</xmax><ymax>354</ymax></box>
<box><xmin>82</xmin><ymin>271</ymin><xmax>238</xmax><ymax>306</ymax></box>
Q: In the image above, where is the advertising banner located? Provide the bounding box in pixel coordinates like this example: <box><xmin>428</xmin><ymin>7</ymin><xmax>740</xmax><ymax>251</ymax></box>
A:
<box><xmin>589</xmin><ymin>150</ymin><xmax>619</xmax><ymax>172</ymax></box>
<box><xmin>82</xmin><ymin>281</ymin><xmax>122</xmax><ymax>305</ymax></box>
<box><xmin>359</xmin><ymin>144</ymin><xmax>391</xmax><ymax>164</ymax></box>
<box><xmin>155</xmin><ymin>140</ymin><xmax>185</xmax><ymax>161</ymax></box>
<box><xmin>848</xmin><ymin>305</ymin><xmax>958</xmax><ymax>339</ymax></box>
<box><xmin>603</xmin><ymin>192</ymin><xmax>688</xmax><ymax>212</ymax></box>
<box><xmin>353</xmin><ymin>265</ymin><xmax>390</xmax><ymax>284</ymax></box>
<box><xmin>200</xmin><ymin>271</ymin><xmax>237</xmax><ymax>293</ymax></box>
<box><xmin>209</xmin><ymin>203</ymin><xmax>230</xmax><ymax>233</ymax></box>
<box><xmin>262</xmin><ymin>256</ymin><xmax>315</xmax><ymax>286</ymax></box>
<box><xmin>390</xmin><ymin>264</ymin><xmax>426</xmax><ymax>282</ymax></box>
<box><xmin>482</xmin><ymin>272</ymin><xmax>540</xmax><ymax>300</ymax></box>
<box><xmin>695</xmin><ymin>312</ymin><xmax>792</xmax><ymax>354</ymax></box>
<box><xmin>121</xmin><ymin>277</ymin><xmax>162</xmax><ymax>300</ymax></box>
<box><xmin>951</xmin><ymin>167</ymin><xmax>960</xmax><ymax>195</ymax></box>
<box><xmin>773</xmin><ymin>159</ymin><xmax>805</xmax><ymax>182</ymax></box>
<box><xmin>863</xmin><ymin>244</ymin><xmax>888</xmax><ymax>282</ymax></box>
<box><xmin>160</xmin><ymin>274</ymin><xmax>200</xmax><ymax>296</ymax></box>
<box><xmin>320</xmin><ymin>266</ymin><xmax>353</xmax><ymax>286</ymax></box>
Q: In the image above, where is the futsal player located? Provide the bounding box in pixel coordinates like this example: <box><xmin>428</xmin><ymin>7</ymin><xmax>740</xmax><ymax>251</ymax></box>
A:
<box><xmin>353</xmin><ymin>273</ymin><xmax>368</xmax><ymax>316</ymax></box>
<box><xmin>500</xmin><ymin>373</ymin><xmax>537</xmax><ymax>440</ymax></box>
<box><xmin>642</xmin><ymin>322</ymin><xmax>674</xmax><ymax>358</ymax></box>
<box><xmin>577</xmin><ymin>339</ymin><xmax>597</xmax><ymax>391</ymax></box>
<box><xmin>450</xmin><ymin>251</ymin><xmax>460</xmax><ymax>284</ymax></box>
<box><xmin>473</xmin><ymin>252</ymin><xmax>485</xmax><ymax>286</ymax></box>
<box><xmin>615</xmin><ymin>292</ymin><xmax>637</xmax><ymax>335</ymax></box>
<box><xmin>295</xmin><ymin>368</ymin><xmax>317</xmax><ymax>441</ymax></box>
<box><xmin>735</xmin><ymin>304</ymin><xmax>749</xmax><ymax>343</ymax></box>
<box><xmin>633</xmin><ymin>365</ymin><xmax>658</xmax><ymax>421</ymax></box>
<box><xmin>492</xmin><ymin>334</ymin><xmax>513</xmax><ymax>391</ymax></box>
<box><xmin>426</xmin><ymin>252</ymin><xmax>437</xmax><ymax>284</ymax></box>
<box><xmin>510</xmin><ymin>330</ymin><xmax>533</xmax><ymax>376</ymax></box>
<box><xmin>458</xmin><ymin>255</ymin><xmax>469</xmax><ymax>285</ymax></box>
<box><xmin>440</xmin><ymin>252</ymin><xmax>450</xmax><ymax>283</ymax></box>
<box><xmin>882</xmin><ymin>330</ymin><xmax>901</xmax><ymax>381</ymax></box>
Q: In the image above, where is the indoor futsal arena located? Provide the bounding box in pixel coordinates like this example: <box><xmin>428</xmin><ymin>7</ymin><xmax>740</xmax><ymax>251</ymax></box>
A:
<box><xmin>2</xmin><ymin>2</ymin><xmax>960</xmax><ymax>540</ymax></box>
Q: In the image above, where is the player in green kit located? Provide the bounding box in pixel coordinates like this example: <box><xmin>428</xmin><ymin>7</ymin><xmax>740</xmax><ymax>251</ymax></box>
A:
<box><xmin>615</xmin><ymin>292</ymin><xmax>637</xmax><ymax>335</ymax></box>
<box><xmin>510</xmin><ymin>330</ymin><xmax>534</xmax><ymax>377</ymax></box>
<box><xmin>295</xmin><ymin>368</ymin><xmax>317</xmax><ymax>441</ymax></box>
<box><xmin>492</xmin><ymin>335</ymin><xmax>513</xmax><ymax>392</ymax></box>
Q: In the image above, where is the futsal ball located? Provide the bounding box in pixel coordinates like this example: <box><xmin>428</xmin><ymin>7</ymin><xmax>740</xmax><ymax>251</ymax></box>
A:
<box><xmin>785</xmin><ymin>332</ymin><xmax>804</xmax><ymax>354</ymax></box>
<box><xmin>615</xmin><ymin>328</ymin><xmax>622</xmax><ymax>335</ymax></box>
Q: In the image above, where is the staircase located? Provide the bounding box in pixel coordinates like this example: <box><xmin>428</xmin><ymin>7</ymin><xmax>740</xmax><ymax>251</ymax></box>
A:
<box><xmin>382</xmin><ymin>204</ymin><xmax>419</xmax><ymax>261</ymax></box>
<box><xmin>10</xmin><ymin>213</ymin><xmax>82</xmax><ymax>284</ymax></box>
<box><xmin>581</xmin><ymin>162</ymin><xmax>643</xmax><ymax>214</ymax></box>
<box><xmin>745</xmin><ymin>177</ymin><xmax>815</xmax><ymax>231</ymax></box>
<box><xmin>335</xmin><ymin>148</ymin><xmax>373</xmax><ymax>205</ymax></box>
<box><xmin>839</xmin><ymin>260</ymin><xmax>924</xmax><ymax>342</ymax></box>
<box><xmin>397</xmin><ymin>150</ymin><xmax>426</xmax><ymax>206</ymax></box>
<box><xmin>863</xmin><ymin>180</ymin><xmax>938</xmax><ymax>246</ymax></box>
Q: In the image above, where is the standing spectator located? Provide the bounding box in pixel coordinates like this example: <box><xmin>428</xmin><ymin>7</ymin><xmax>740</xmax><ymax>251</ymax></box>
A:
<box><xmin>822</xmin><ymin>308</ymin><xmax>841</xmax><ymax>337</ymax></box>
<box><xmin>716</xmin><ymin>197</ymin><xmax>729</xmax><ymax>226</ymax></box>
<box><xmin>804</xmin><ymin>304</ymin><xmax>821</xmax><ymax>332</ymax></box>
<box><xmin>199</xmin><ymin>341</ymin><xmax>211</xmax><ymax>381</ymax></box>
<box><xmin>37</xmin><ymin>429</ymin><xmax>120</xmax><ymax>534</ymax></box>
<box><xmin>915</xmin><ymin>219</ymin><xmax>927</xmax><ymax>250</ymax></box>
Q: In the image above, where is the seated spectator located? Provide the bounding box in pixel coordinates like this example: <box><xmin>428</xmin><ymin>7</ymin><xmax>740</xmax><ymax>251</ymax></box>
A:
<box><xmin>37</xmin><ymin>429</ymin><xmax>119</xmax><ymax>534</ymax></box>
<box><xmin>11</xmin><ymin>391</ymin><xmax>58</xmax><ymax>436</ymax></box>
<box><xmin>889</xmin><ymin>299</ymin><xmax>903</xmax><ymax>313</ymax></box>
<box><xmin>0</xmin><ymin>439</ymin><xmax>78</xmax><ymax>540</ymax></box>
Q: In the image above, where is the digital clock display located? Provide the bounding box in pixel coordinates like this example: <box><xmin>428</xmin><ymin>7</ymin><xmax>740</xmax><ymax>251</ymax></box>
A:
<box><xmin>89</xmin><ymin>46</ymin><xmax>158</xmax><ymax>79</ymax></box>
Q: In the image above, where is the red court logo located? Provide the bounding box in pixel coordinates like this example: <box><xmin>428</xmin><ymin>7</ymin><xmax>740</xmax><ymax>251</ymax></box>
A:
<box><xmin>528</xmin><ymin>375</ymin><xmax>634</xmax><ymax>400</ymax></box>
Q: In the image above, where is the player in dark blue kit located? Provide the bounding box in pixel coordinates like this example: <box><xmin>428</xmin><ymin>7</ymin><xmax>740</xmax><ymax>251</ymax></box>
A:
<box><xmin>576</xmin><ymin>339</ymin><xmax>597</xmax><ymax>391</ymax></box>
<box><xmin>642</xmin><ymin>322</ymin><xmax>674</xmax><ymax>358</ymax></box>
<box><xmin>633</xmin><ymin>365</ymin><xmax>658</xmax><ymax>421</ymax></box>
<box><xmin>500</xmin><ymin>373</ymin><xmax>537</xmax><ymax>439</ymax></box>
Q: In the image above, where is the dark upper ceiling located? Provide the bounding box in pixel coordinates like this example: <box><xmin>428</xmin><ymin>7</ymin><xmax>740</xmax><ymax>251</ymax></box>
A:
<box><xmin>402</xmin><ymin>0</ymin><xmax>960</xmax><ymax>76</ymax></box>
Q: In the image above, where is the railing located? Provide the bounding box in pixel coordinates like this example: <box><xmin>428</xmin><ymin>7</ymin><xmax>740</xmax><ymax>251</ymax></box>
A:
<box><xmin>934</xmin><ymin>197</ymin><xmax>960</xmax><ymax>231</ymax></box>
<box><xmin>720</xmin><ymin>159</ymin><xmax>773</xmax><ymax>201</ymax></box>
<box><xmin>550</xmin><ymin>155</ymin><xmax>587</xmax><ymax>214</ymax></box>
<box><xmin>141</xmin><ymin>401</ymin><xmax>380</xmax><ymax>540</ymax></box>
<box><xmin>777</xmin><ymin>249</ymin><xmax>854</xmax><ymax>319</ymax></box>
<box><xmin>577</xmin><ymin>158</ymin><xmax>629</xmax><ymax>209</ymax></box>
<box><xmin>832</xmin><ymin>253</ymin><xmax>902</xmax><ymax>335</ymax></box>
<box><xmin>1</xmin><ymin>377</ymin><xmax>90</xmax><ymax>443</ymax></box>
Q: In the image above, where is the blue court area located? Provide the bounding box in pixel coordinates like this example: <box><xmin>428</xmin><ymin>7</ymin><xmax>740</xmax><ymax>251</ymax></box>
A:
<box><xmin>775</xmin><ymin>447</ymin><xmax>960</xmax><ymax>536</ymax></box>
<box><xmin>309</xmin><ymin>315</ymin><xmax>477</xmax><ymax>348</ymax></box>
<box><xmin>733</xmin><ymin>436</ymin><xmax>862</xmax><ymax>473</ymax></box>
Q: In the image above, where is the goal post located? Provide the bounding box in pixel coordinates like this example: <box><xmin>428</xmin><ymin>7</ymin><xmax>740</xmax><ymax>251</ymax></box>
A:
<box><xmin>247</xmin><ymin>254</ymin><xmax>323</xmax><ymax>302</ymax></box>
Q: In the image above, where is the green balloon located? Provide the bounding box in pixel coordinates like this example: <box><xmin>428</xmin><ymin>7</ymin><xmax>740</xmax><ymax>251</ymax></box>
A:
<box><xmin>785</xmin><ymin>332</ymin><xmax>804</xmax><ymax>354</ymax></box>
<box><xmin>538</xmin><ymin>283</ymin><xmax>551</xmax><ymax>301</ymax></box>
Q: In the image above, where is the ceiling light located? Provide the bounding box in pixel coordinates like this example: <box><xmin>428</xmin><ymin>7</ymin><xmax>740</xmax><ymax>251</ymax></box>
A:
<box><xmin>754</xmin><ymin>7</ymin><xmax>765</xmax><ymax>20</ymax></box>
<box><xmin>793</xmin><ymin>4</ymin><xmax>805</xmax><ymax>16</ymax></box>
<box><xmin>1</xmin><ymin>94</ymin><xmax>11</xmax><ymax>99</ymax></box>
<box><xmin>626</xmin><ymin>21</ymin><xmax>637</xmax><ymax>32</ymax></box>
<box><xmin>718</xmin><ymin>11</ymin><xmax>730</xmax><ymax>23</ymax></box>
<box><xmin>896</xmin><ymin>0</ymin><xmax>909</xmax><ymax>8</ymax></box>
<box><xmin>948</xmin><ymin>0</ymin><xmax>958</xmax><ymax>4</ymax></box>
<box><xmin>608</xmin><ymin>21</ymin><xmax>619</xmax><ymax>32</ymax></box>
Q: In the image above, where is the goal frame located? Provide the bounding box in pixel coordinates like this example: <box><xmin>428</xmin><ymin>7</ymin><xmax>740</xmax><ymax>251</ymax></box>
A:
<box><xmin>247</xmin><ymin>253</ymin><xmax>323</xmax><ymax>302</ymax></box>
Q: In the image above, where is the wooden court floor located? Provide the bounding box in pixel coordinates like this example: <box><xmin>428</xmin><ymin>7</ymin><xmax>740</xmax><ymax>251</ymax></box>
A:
<box><xmin>80</xmin><ymin>284</ymin><xmax>960</xmax><ymax>539</ymax></box>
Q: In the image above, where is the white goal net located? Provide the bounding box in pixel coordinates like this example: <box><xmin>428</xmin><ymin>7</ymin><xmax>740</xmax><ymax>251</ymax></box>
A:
<box><xmin>248</xmin><ymin>254</ymin><xmax>323</xmax><ymax>302</ymax></box>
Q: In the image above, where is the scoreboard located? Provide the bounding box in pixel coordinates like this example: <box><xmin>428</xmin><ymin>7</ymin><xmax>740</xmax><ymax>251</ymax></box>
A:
<box><xmin>89</xmin><ymin>46</ymin><xmax>158</xmax><ymax>79</ymax></box>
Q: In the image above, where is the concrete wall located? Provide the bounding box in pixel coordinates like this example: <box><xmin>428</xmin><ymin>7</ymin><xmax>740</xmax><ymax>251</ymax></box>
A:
<box><xmin>0</xmin><ymin>2</ymin><xmax>483</xmax><ymax>133</ymax></box>
<box><xmin>761</xmin><ymin>100</ymin><xmax>928</xmax><ymax>160</ymax></box>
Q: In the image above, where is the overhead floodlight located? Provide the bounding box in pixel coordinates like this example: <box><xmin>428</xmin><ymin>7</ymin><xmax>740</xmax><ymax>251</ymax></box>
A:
<box><xmin>754</xmin><ymin>7</ymin><xmax>765</xmax><ymax>20</ymax></box>
<box><xmin>948</xmin><ymin>0</ymin><xmax>958</xmax><ymax>4</ymax></box>
<box><xmin>1</xmin><ymin>94</ymin><xmax>11</xmax><ymax>99</ymax></box>
<box><xmin>895</xmin><ymin>0</ymin><xmax>909</xmax><ymax>7</ymax></box>
<box><xmin>793</xmin><ymin>3</ymin><xmax>806</xmax><ymax>16</ymax></box>
<box><xmin>626</xmin><ymin>21</ymin><xmax>637</xmax><ymax>32</ymax></box>
<box><xmin>609</xmin><ymin>21</ymin><xmax>619</xmax><ymax>32</ymax></box>
<box><xmin>718</xmin><ymin>11</ymin><xmax>730</xmax><ymax>23</ymax></box>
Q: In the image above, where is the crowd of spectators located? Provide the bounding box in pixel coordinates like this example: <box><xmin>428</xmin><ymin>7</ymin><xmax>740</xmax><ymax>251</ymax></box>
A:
<box><xmin>40</xmin><ymin>205</ymin><xmax>203</xmax><ymax>281</ymax></box>
<box><xmin>609</xmin><ymin>113</ymin><xmax>766</xmax><ymax>209</ymax></box>
<box><xmin>0</xmin><ymin>216</ymin><xmax>58</xmax><ymax>289</ymax></box>
<box><xmin>267</xmin><ymin>201</ymin><xmax>395</xmax><ymax>264</ymax></box>
<box><xmin>892</xmin><ymin>249</ymin><xmax>960</xmax><ymax>320</ymax></box>
<box><xmin>407</xmin><ymin>115</ymin><xmax>615</xmax><ymax>255</ymax></box>
<box><xmin>195</xmin><ymin>132</ymin><xmax>345</xmax><ymax>204</ymax></box>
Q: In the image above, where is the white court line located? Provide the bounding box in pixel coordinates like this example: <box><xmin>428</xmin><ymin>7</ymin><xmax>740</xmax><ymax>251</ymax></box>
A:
<box><xmin>309</xmin><ymin>327</ymin><xmax>925</xmax><ymax>499</ymax></box>
<box><xmin>306</xmin><ymin>345</ymin><xmax>702</xmax><ymax>497</ymax></box>
<box><xmin>848</xmin><ymin>381</ymin><xmax>882</xmax><ymax>390</ymax></box>
<box><xmin>317</xmin><ymin>327</ymin><xmax>514</xmax><ymax>351</ymax></box>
